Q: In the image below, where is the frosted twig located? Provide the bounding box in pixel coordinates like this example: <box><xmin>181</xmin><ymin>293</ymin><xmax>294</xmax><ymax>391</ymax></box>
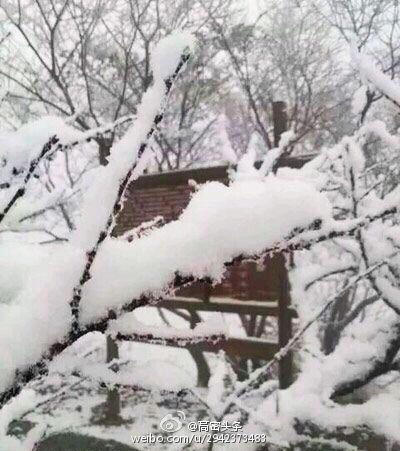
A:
<box><xmin>69</xmin><ymin>49</ymin><xmax>192</xmax><ymax>338</ymax></box>
<box><xmin>222</xmin><ymin>260</ymin><xmax>388</xmax><ymax>412</ymax></box>
<box><xmin>0</xmin><ymin>136</ymin><xmax>59</xmax><ymax>224</ymax></box>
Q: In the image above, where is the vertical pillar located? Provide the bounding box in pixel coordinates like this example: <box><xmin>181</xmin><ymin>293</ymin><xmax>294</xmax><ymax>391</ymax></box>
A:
<box><xmin>189</xmin><ymin>312</ymin><xmax>211</xmax><ymax>387</ymax></box>
<box><xmin>272</xmin><ymin>101</ymin><xmax>288</xmax><ymax>148</ymax></box>
<box><xmin>273</xmin><ymin>100</ymin><xmax>293</xmax><ymax>389</ymax></box>
<box><xmin>98</xmin><ymin>141</ymin><xmax>122</xmax><ymax>424</ymax></box>
<box><xmin>203</xmin><ymin>282</ymin><xmax>212</xmax><ymax>302</ymax></box>
<box><xmin>278</xmin><ymin>254</ymin><xmax>293</xmax><ymax>389</ymax></box>
<box><xmin>103</xmin><ymin>335</ymin><xmax>122</xmax><ymax>424</ymax></box>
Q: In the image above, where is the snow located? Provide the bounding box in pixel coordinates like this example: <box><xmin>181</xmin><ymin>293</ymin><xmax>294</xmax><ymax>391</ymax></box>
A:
<box><xmin>0</xmin><ymin>243</ymin><xmax>83</xmax><ymax>393</ymax></box>
<box><xmin>0</xmin><ymin>242</ymin><xmax>60</xmax><ymax>307</ymax></box>
<box><xmin>0</xmin><ymin>27</ymin><xmax>334</xmax><ymax>413</ymax></box>
<box><xmin>359</xmin><ymin>119</ymin><xmax>400</xmax><ymax>150</ymax></box>
<box><xmin>3</xmin><ymin>105</ymin><xmax>400</xmax><ymax>447</ymax></box>
<box><xmin>260</xmin><ymin>130</ymin><xmax>295</xmax><ymax>175</ymax></box>
<box><xmin>52</xmin><ymin>353</ymin><xmax>193</xmax><ymax>392</ymax></box>
<box><xmin>352</xmin><ymin>85</ymin><xmax>368</xmax><ymax>115</ymax></box>
<box><xmin>0</xmin><ymin>172</ymin><xmax>331</xmax><ymax>398</ymax></box>
<box><xmin>216</xmin><ymin>114</ymin><xmax>237</xmax><ymax>164</ymax></box>
<box><xmin>108</xmin><ymin>312</ymin><xmax>226</xmax><ymax>342</ymax></box>
<box><xmin>0</xmin><ymin>114</ymin><xmax>100</xmax><ymax>245</ymax></box>
<box><xmin>271</xmin><ymin>91</ymin><xmax>400</xmax><ymax>445</ymax></box>
<box><xmin>0</xmin><ymin>116</ymin><xmax>83</xmax><ymax>218</ymax></box>
<box><xmin>2</xmin><ymin>23</ymin><xmax>400</xmax><ymax>450</ymax></box>
<box><xmin>82</xmin><ymin>176</ymin><xmax>332</xmax><ymax>322</ymax></box>
<box><xmin>0</xmin><ymin>116</ymin><xmax>81</xmax><ymax>173</ymax></box>
<box><xmin>206</xmin><ymin>356</ymin><xmax>237</xmax><ymax>416</ymax></box>
<box><xmin>0</xmin><ymin>389</ymin><xmax>43</xmax><ymax>451</ymax></box>
<box><xmin>150</xmin><ymin>31</ymin><xmax>196</xmax><ymax>81</ymax></box>
<box><xmin>49</xmin><ymin>331</ymin><xmax>198</xmax><ymax>391</ymax></box>
<box><xmin>71</xmin><ymin>31</ymin><xmax>195</xmax><ymax>251</ymax></box>
<box><xmin>257</xmin><ymin>388</ymin><xmax>400</xmax><ymax>447</ymax></box>
<box><xmin>0</xmin><ymin>31</ymin><xmax>201</xmax><ymax>404</ymax></box>
<box><xmin>375</xmin><ymin>277</ymin><xmax>400</xmax><ymax>311</ymax></box>
<box><xmin>352</xmin><ymin>45</ymin><xmax>400</xmax><ymax>106</ymax></box>
<box><xmin>231</xmin><ymin>147</ymin><xmax>262</xmax><ymax>181</ymax></box>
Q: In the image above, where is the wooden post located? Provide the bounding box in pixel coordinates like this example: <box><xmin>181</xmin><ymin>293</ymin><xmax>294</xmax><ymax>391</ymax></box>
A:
<box><xmin>98</xmin><ymin>144</ymin><xmax>122</xmax><ymax>424</ymax></box>
<box><xmin>273</xmin><ymin>100</ymin><xmax>293</xmax><ymax>389</ymax></box>
<box><xmin>272</xmin><ymin>101</ymin><xmax>288</xmax><ymax>148</ymax></box>
<box><xmin>104</xmin><ymin>335</ymin><xmax>122</xmax><ymax>424</ymax></box>
<box><xmin>203</xmin><ymin>282</ymin><xmax>212</xmax><ymax>302</ymax></box>
<box><xmin>189</xmin><ymin>312</ymin><xmax>211</xmax><ymax>387</ymax></box>
<box><xmin>278</xmin><ymin>254</ymin><xmax>293</xmax><ymax>389</ymax></box>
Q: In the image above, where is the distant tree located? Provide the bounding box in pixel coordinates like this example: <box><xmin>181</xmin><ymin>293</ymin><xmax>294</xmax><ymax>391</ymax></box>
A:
<box><xmin>206</xmin><ymin>0</ymin><xmax>353</xmax><ymax>158</ymax></box>
<box><xmin>315</xmin><ymin>0</ymin><xmax>400</xmax><ymax>124</ymax></box>
<box><xmin>0</xmin><ymin>0</ymin><xmax>232</xmax><ymax>168</ymax></box>
<box><xmin>2</xmin><ymin>27</ymin><xmax>400</xmax><ymax>451</ymax></box>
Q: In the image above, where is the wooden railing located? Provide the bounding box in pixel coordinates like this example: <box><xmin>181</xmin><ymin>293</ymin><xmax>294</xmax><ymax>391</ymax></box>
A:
<box><xmin>137</xmin><ymin>291</ymin><xmax>296</xmax><ymax>388</ymax></box>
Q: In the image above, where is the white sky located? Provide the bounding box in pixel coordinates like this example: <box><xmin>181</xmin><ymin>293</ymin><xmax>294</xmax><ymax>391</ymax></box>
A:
<box><xmin>243</xmin><ymin>0</ymin><xmax>261</xmax><ymax>23</ymax></box>
<box><xmin>245</xmin><ymin>0</ymin><xmax>261</xmax><ymax>21</ymax></box>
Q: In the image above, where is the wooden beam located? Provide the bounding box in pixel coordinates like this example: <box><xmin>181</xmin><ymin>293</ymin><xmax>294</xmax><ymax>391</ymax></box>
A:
<box><xmin>210</xmin><ymin>337</ymin><xmax>278</xmax><ymax>360</ymax></box>
<box><xmin>157</xmin><ymin>296</ymin><xmax>286</xmax><ymax>316</ymax></box>
<box><xmin>127</xmin><ymin>335</ymin><xmax>279</xmax><ymax>361</ymax></box>
<box><xmin>128</xmin><ymin>156</ymin><xmax>312</xmax><ymax>190</ymax></box>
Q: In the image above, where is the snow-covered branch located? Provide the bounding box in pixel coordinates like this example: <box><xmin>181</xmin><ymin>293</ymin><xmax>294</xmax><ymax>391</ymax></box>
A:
<box><xmin>68</xmin><ymin>32</ymin><xmax>195</xmax><ymax>338</ymax></box>
<box><xmin>0</xmin><ymin>136</ymin><xmax>60</xmax><ymax>224</ymax></box>
<box><xmin>0</xmin><ymin>172</ymin><xmax>331</xmax><ymax>408</ymax></box>
<box><xmin>3</xmin><ymin>14</ymin><xmax>400</xmax><ymax>449</ymax></box>
<box><xmin>108</xmin><ymin>314</ymin><xmax>226</xmax><ymax>347</ymax></box>
<box><xmin>352</xmin><ymin>45</ymin><xmax>400</xmax><ymax>109</ymax></box>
